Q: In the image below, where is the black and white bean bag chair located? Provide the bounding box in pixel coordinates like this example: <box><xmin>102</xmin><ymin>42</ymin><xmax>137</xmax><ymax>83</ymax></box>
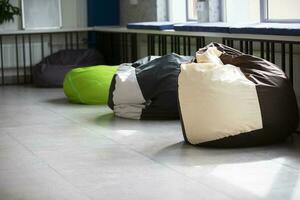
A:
<box><xmin>108</xmin><ymin>53</ymin><xmax>194</xmax><ymax>120</ymax></box>
<box><xmin>178</xmin><ymin>43</ymin><xmax>299</xmax><ymax>147</ymax></box>
<box><xmin>33</xmin><ymin>49</ymin><xmax>104</xmax><ymax>87</ymax></box>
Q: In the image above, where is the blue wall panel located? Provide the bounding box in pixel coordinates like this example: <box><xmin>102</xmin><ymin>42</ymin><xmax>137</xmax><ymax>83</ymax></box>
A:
<box><xmin>87</xmin><ymin>0</ymin><xmax>120</xmax><ymax>26</ymax></box>
<box><xmin>87</xmin><ymin>0</ymin><xmax>120</xmax><ymax>49</ymax></box>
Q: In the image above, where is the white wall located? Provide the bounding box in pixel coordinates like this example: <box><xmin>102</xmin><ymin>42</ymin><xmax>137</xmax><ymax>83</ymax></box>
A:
<box><xmin>0</xmin><ymin>0</ymin><xmax>87</xmax><ymax>30</ymax></box>
<box><xmin>0</xmin><ymin>0</ymin><xmax>88</xmax><ymax>76</ymax></box>
<box><xmin>61</xmin><ymin>0</ymin><xmax>87</xmax><ymax>28</ymax></box>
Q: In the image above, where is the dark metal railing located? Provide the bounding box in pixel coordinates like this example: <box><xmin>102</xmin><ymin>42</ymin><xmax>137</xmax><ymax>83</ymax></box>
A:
<box><xmin>95</xmin><ymin>32</ymin><xmax>138</xmax><ymax>65</ymax></box>
<box><xmin>0</xmin><ymin>31</ymin><xmax>88</xmax><ymax>85</ymax></box>
<box><xmin>146</xmin><ymin>34</ymin><xmax>205</xmax><ymax>56</ymax></box>
<box><xmin>1</xmin><ymin>29</ymin><xmax>300</xmax><ymax>86</ymax></box>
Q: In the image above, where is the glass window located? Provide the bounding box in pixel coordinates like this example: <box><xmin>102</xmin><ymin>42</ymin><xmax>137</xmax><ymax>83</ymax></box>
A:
<box><xmin>183</xmin><ymin>0</ymin><xmax>300</xmax><ymax>23</ymax></box>
<box><xmin>186</xmin><ymin>0</ymin><xmax>197</xmax><ymax>21</ymax></box>
<box><xmin>263</xmin><ymin>0</ymin><xmax>300</xmax><ymax>22</ymax></box>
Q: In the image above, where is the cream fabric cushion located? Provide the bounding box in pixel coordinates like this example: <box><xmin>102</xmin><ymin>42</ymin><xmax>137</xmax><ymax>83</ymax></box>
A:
<box><xmin>178</xmin><ymin>47</ymin><xmax>263</xmax><ymax>144</ymax></box>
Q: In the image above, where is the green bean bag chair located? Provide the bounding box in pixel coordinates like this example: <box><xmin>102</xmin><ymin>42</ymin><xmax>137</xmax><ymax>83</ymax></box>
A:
<box><xmin>63</xmin><ymin>65</ymin><xmax>118</xmax><ymax>104</ymax></box>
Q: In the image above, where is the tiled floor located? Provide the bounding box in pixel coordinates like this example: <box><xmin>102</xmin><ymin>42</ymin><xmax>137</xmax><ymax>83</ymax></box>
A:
<box><xmin>1</xmin><ymin>86</ymin><xmax>300</xmax><ymax>200</ymax></box>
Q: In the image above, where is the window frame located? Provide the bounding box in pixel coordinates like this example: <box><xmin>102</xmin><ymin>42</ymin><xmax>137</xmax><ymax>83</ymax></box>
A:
<box><xmin>186</xmin><ymin>0</ymin><xmax>197</xmax><ymax>21</ymax></box>
<box><xmin>260</xmin><ymin>0</ymin><xmax>300</xmax><ymax>23</ymax></box>
<box><xmin>185</xmin><ymin>0</ymin><xmax>226</xmax><ymax>22</ymax></box>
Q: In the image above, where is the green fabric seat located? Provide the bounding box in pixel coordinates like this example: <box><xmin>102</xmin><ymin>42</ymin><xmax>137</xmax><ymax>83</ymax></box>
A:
<box><xmin>63</xmin><ymin>65</ymin><xmax>118</xmax><ymax>104</ymax></box>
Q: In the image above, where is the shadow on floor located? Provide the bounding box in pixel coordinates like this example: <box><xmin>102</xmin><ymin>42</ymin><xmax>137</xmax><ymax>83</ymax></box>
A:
<box><xmin>153</xmin><ymin>139</ymin><xmax>299</xmax><ymax>166</ymax></box>
<box><xmin>94</xmin><ymin>112</ymin><xmax>180</xmax><ymax>129</ymax></box>
<box><xmin>45</xmin><ymin>97</ymin><xmax>70</xmax><ymax>105</ymax></box>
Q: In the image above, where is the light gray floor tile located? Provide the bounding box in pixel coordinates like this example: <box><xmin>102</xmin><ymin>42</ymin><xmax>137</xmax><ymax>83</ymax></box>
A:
<box><xmin>0</xmin><ymin>167</ymin><xmax>91</xmax><ymax>200</ymax></box>
<box><xmin>0</xmin><ymin>132</ymin><xmax>46</xmax><ymax>171</ymax></box>
<box><xmin>0</xmin><ymin>105</ymin><xmax>74</xmax><ymax>128</ymax></box>
<box><xmin>4</xmin><ymin>124</ymin><xmax>117</xmax><ymax>151</ymax></box>
<box><xmin>1</xmin><ymin>86</ymin><xmax>300</xmax><ymax>200</ymax></box>
<box><xmin>249</xmin><ymin>137</ymin><xmax>300</xmax><ymax>170</ymax></box>
<box><xmin>81</xmin><ymin>171</ymin><xmax>233</xmax><ymax>200</ymax></box>
<box><xmin>0</xmin><ymin>86</ymin><xmax>63</xmax><ymax>106</ymax></box>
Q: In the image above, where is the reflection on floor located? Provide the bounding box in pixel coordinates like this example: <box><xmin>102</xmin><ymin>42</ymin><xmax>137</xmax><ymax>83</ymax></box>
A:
<box><xmin>0</xmin><ymin>86</ymin><xmax>300</xmax><ymax>200</ymax></box>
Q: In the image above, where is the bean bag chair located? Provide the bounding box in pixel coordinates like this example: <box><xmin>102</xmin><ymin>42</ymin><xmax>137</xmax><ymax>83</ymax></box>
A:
<box><xmin>178</xmin><ymin>43</ymin><xmax>299</xmax><ymax>148</ymax></box>
<box><xmin>33</xmin><ymin>49</ymin><xmax>104</xmax><ymax>87</ymax></box>
<box><xmin>63</xmin><ymin>65</ymin><xmax>118</xmax><ymax>104</ymax></box>
<box><xmin>108</xmin><ymin>53</ymin><xmax>194</xmax><ymax>119</ymax></box>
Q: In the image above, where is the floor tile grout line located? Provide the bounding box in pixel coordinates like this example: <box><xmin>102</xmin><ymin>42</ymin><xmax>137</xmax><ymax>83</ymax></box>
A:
<box><xmin>119</xmin><ymin>148</ymin><xmax>239</xmax><ymax>199</ymax></box>
<box><xmin>7</xmin><ymin>131</ymin><xmax>94</xmax><ymax>200</ymax></box>
<box><xmin>4</xmin><ymin>88</ymin><xmax>298</xmax><ymax>199</ymax></box>
<box><xmin>79</xmin><ymin>123</ymin><xmax>300</xmax><ymax>200</ymax></box>
<box><xmin>4</xmin><ymin>118</ymin><xmax>299</xmax><ymax>200</ymax></box>
<box><xmin>7</xmin><ymin>102</ymin><xmax>236</xmax><ymax>200</ymax></box>
<box><xmin>76</xmin><ymin>123</ymin><xmax>241</xmax><ymax>200</ymax></box>
<box><xmin>249</xmin><ymin>146</ymin><xmax>300</xmax><ymax>172</ymax></box>
<box><xmin>272</xmin><ymin>159</ymin><xmax>300</xmax><ymax>171</ymax></box>
<box><xmin>3</xmin><ymin>121</ymin><xmax>229</xmax><ymax>200</ymax></box>
<box><xmin>40</xmin><ymin>101</ymin><xmax>107</xmax><ymax>126</ymax></box>
<box><xmin>0</xmin><ymin>101</ymin><xmax>76</xmax><ymax>129</ymax></box>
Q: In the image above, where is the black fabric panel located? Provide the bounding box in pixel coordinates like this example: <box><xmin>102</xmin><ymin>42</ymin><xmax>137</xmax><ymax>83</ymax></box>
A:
<box><xmin>178</xmin><ymin>98</ymin><xmax>191</xmax><ymax>144</ymax></box>
<box><xmin>107</xmin><ymin>74</ymin><xmax>117</xmax><ymax>110</ymax></box>
<box><xmin>33</xmin><ymin>49</ymin><xmax>104</xmax><ymax>88</ymax></box>
<box><xmin>107</xmin><ymin>56</ymin><xmax>160</xmax><ymax>113</ymax></box>
<box><xmin>181</xmin><ymin>43</ymin><xmax>299</xmax><ymax>147</ymax></box>
<box><xmin>136</xmin><ymin>54</ymin><xmax>194</xmax><ymax>100</ymax></box>
<box><xmin>216</xmin><ymin>43</ymin><xmax>299</xmax><ymax>144</ymax></box>
<box><xmin>34</xmin><ymin>64</ymin><xmax>75</xmax><ymax>88</ymax></box>
<box><xmin>135</xmin><ymin>53</ymin><xmax>194</xmax><ymax>119</ymax></box>
<box><xmin>132</xmin><ymin>56</ymin><xmax>161</xmax><ymax>68</ymax></box>
<box><xmin>141</xmin><ymin>91</ymin><xmax>180</xmax><ymax>120</ymax></box>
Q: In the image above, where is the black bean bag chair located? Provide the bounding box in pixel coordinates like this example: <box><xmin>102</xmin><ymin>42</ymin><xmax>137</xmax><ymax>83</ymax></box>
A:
<box><xmin>108</xmin><ymin>53</ymin><xmax>194</xmax><ymax>120</ymax></box>
<box><xmin>178</xmin><ymin>43</ymin><xmax>299</xmax><ymax>147</ymax></box>
<box><xmin>33</xmin><ymin>49</ymin><xmax>104</xmax><ymax>87</ymax></box>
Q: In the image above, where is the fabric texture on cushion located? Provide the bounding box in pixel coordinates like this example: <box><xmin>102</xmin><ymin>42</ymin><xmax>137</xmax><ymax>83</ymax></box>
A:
<box><xmin>113</xmin><ymin>64</ymin><xmax>146</xmax><ymax>119</ymax></box>
<box><xmin>179</xmin><ymin>43</ymin><xmax>299</xmax><ymax>147</ymax></box>
<box><xmin>33</xmin><ymin>49</ymin><xmax>104</xmax><ymax>88</ymax></box>
<box><xmin>108</xmin><ymin>54</ymin><xmax>194</xmax><ymax>120</ymax></box>
<box><xmin>63</xmin><ymin>65</ymin><xmax>118</xmax><ymax>104</ymax></box>
<box><xmin>179</xmin><ymin>47</ymin><xmax>263</xmax><ymax>144</ymax></box>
